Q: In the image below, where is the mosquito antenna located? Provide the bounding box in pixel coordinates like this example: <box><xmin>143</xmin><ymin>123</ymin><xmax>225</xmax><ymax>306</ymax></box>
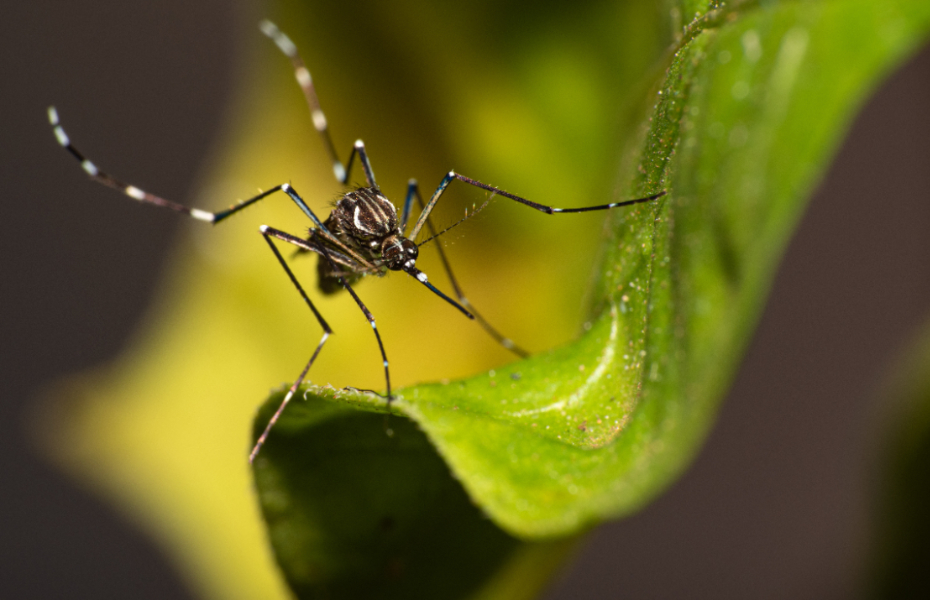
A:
<box><xmin>417</xmin><ymin>194</ymin><xmax>494</xmax><ymax>248</ymax></box>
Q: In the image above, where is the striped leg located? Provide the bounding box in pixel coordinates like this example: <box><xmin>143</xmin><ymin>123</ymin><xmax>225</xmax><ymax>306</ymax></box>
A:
<box><xmin>260</xmin><ymin>225</ymin><xmax>393</xmax><ymax>401</ymax></box>
<box><xmin>259</xmin><ymin>20</ymin><xmax>345</xmax><ymax>184</ymax></box>
<box><xmin>408</xmin><ymin>171</ymin><xmax>667</xmax><ymax>240</ymax></box>
<box><xmin>404</xmin><ymin>180</ymin><xmax>528</xmax><ymax>357</ymax></box>
<box><xmin>251</xmin><ymin>229</ymin><xmax>334</xmax><ymax>463</ymax></box>
<box><xmin>48</xmin><ymin>107</ymin><xmax>216</xmax><ymax>223</ymax></box>
<box><xmin>48</xmin><ymin>107</ymin><xmax>342</xmax><ymax>229</ymax></box>
<box><xmin>259</xmin><ymin>21</ymin><xmax>381</xmax><ymax>190</ymax></box>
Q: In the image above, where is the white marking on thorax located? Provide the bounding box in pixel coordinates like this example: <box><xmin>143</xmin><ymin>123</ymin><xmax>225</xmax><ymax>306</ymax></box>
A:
<box><xmin>353</xmin><ymin>205</ymin><xmax>371</xmax><ymax>234</ymax></box>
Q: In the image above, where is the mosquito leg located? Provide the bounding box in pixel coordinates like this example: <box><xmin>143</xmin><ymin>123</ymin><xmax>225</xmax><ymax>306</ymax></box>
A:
<box><xmin>258</xmin><ymin>20</ymin><xmax>345</xmax><ymax>184</ymax></box>
<box><xmin>49</xmin><ymin>107</ymin><xmax>340</xmax><ymax>230</ymax></box>
<box><xmin>405</xmin><ymin>180</ymin><xmax>528</xmax><ymax>358</ymax></box>
<box><xmin>343</xmin><ymin>140</ymin><xmax>377</xmax><ymax>188</ymax></box>
<box><xmin>258</xmin><ymin>21</ymin><xmax>380</xmax><ymax>190</ymax></box>
<box><xmin>331</xmin><ymin>258</ymin><xmax>393</xmax><ymax>404</ymax></box>
<box><xmin>49</xmin><ymin>107</ymin><xmax>218</xmax><ymax>222</ymax></box>
<box><xmin>251</xmin><ymin>228</ymin><xmax>334</xmax><ymax>463</ymax></box>
<box><xmin>261</xmin><ymin>225</ymin><xmax>394</xmax><ymax>406</ymax></box>
<box><xmin>399</xmin><ymin>179</ymin><xmax>417</xmax><ymax>232</ymax></box>
<box><xmin>211</xmin><ymin>182</ymin><xmax>332</xmax><ymax>226</ymax></box>
<box><xmin>408</xmin><ymin>170</ymin><xmax>666</xmax><ymax>240</ymax></box>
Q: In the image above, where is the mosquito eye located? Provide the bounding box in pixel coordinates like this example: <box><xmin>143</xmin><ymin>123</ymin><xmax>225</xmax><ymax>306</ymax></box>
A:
<box><xmin>401</xmin><ymin>238</ymin><xmax>419</xmax><ymax>260</ymax></box>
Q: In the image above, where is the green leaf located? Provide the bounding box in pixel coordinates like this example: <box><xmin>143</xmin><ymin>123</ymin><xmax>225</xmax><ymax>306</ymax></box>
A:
<box><xmin>253</xmin><ymin>393</ymin><xmax>578</xmax><ymax>600</ymax></box>
<box><xmin>253</xmin><ymin>0</ymin><xmax>930</xmax><ymax>594</ymax></box>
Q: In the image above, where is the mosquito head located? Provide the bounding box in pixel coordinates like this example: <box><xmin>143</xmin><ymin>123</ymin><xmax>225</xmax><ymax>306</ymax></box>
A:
<box><xmin>381</xmin><ymin>235</ymin><xmax>418</xmax><ymax>271</ymax></box>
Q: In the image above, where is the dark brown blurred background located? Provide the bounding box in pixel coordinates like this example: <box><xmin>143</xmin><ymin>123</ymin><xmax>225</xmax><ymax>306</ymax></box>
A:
<box><xmin>3</xmin><ymin>1</ymin><xmax>929</xmax><ymax>598</ymax></box>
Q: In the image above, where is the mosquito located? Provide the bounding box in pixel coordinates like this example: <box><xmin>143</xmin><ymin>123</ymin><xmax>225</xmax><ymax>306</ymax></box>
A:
<box><xmin>49</xmin><ymin>20</ymin><xmax>666</xmax><ymax>463</ymax></box>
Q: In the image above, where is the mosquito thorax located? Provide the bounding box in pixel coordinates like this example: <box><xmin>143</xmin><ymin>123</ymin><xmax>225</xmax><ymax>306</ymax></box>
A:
<box><xmin>381</xmin><ymin>235</ymin><xmax>418</xmax><ymax>271</ymax></box>
<box><xmin>334</xmin><ymin>187</ymin><xmax>398</xmax><ymax>241</ymax></box>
